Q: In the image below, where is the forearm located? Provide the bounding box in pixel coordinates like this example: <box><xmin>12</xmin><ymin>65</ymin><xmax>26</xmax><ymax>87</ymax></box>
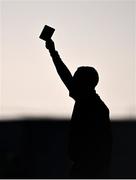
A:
<box><xmin>48</xmin><ymin>47</ymin><xmax>73</xmax><ymax>91</ymax></box>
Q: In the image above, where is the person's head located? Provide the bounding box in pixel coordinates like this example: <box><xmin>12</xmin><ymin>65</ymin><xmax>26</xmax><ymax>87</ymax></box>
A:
<box><xmin>72</xmin><ymin>66</ymin><xmax>99</xmax><ymax>94</ymax></box>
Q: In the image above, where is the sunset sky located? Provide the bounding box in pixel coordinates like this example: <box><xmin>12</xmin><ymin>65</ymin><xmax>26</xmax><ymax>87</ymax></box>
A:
<box><xmin>1</xmin><ymin>0</ymin><xmax>136</xmax><ymax>120</ymax></box>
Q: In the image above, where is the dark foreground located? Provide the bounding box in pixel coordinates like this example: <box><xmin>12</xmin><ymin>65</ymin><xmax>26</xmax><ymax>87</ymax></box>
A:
<box><xmin>0</xmin><ymin>117</ymin><xmax>135</xmax><ymax>178</ymax></box>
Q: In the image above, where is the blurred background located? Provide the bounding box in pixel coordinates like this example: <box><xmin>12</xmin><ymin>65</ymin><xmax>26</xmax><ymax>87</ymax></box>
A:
<box><xmin>0</xmin><ymin>0</ymin><xmax>136</xmax><ymax>178</ymax></box>
<box><xmin>1</xmin><ymin>0</ymin><xmax>136</xmax><ymax>119</ymax></box>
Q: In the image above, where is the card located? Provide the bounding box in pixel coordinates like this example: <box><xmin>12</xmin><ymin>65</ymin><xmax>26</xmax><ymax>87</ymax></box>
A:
<box><xmin>39</xmin><ymin>25</ymin><xmax>55</xmax><ymax>41</ymax></box>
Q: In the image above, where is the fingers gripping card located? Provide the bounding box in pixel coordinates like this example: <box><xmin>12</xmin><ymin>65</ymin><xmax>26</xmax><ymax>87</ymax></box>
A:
<box><xmin>39</xmin><ymin>25</ymin><xmax>55</xmax><ymax>41</ymax></box>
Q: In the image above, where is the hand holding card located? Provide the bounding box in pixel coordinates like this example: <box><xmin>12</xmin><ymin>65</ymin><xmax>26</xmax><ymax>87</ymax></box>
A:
<box><xmin>45</xmin><ymin>39</ymin><xmax>55</xmax><ymax>51</ymax></box>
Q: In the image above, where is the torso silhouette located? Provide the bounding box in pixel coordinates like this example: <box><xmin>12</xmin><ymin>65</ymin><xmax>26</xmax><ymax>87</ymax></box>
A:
<box><xmin>69</xmin><ymin>91</ymin><xmax>111</xmax><ymax>163</ymax></box>
<box><xmin>68</xmin><ymin>90</ymin><xmax>112</xmax><ymax>178</ymax></box>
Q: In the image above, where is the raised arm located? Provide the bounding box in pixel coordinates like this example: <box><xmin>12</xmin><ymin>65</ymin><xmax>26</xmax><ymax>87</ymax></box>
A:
<box><xmin>45</xmin><ymin>39</ymin><xmax>73</xmax><ymax>91</ymax></box>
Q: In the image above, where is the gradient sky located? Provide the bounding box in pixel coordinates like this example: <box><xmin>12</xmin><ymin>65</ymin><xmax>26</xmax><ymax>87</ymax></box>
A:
<box><xmin>1</xmin><ymin>0</ymin><xmax>136</xmax><ymax>119</ymax></box>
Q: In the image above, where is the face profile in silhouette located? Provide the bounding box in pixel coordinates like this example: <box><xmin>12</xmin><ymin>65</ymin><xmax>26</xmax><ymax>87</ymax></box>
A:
<box><xmin>71</xmin><ymin>66</ymin><xmax>99</xmax><ymax>97</ymax></box>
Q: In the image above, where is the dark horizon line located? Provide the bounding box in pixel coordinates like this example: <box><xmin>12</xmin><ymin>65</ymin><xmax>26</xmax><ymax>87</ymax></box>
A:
<box><xmin>0</xmin><ymin>115</ymin><xmax>136</xmax><ymax>122</ymax></box>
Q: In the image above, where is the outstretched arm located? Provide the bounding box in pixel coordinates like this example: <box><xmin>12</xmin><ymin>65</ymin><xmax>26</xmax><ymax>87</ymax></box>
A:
<box><xmin>45</xmin><ymin>39</ymin><xmax>73</xmax><ymax>91</ymax></box>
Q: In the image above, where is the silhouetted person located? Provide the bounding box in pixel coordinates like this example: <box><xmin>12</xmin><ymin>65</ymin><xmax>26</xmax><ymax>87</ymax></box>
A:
<box><xmin>45</xmin><ymin>39</ymin><xmax>112</xmax><ymax>178</ymax></box>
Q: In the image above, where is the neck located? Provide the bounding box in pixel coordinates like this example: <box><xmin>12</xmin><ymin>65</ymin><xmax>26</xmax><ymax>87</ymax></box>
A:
<box><xmin>77</xmin><ymin>88</ymin><xmax>96</xmax><ymax>99</ymax></box>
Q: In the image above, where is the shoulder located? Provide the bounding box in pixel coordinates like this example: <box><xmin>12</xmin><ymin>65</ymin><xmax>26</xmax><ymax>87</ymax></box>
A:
<box><xmin>95</xmin><ymin>94</ymin><xmax>110</xmax><ymax>113</ymax></box>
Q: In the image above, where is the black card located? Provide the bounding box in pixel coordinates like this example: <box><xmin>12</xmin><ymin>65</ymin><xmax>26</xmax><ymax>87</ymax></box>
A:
<box><xmin>39</xmin><ymin>25</ymin><xmax>55</xmax><ymax>41</ymax></box>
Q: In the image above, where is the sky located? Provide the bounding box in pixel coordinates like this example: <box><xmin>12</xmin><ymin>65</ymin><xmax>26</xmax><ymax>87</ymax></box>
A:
<box><xmin>0</xmin><ymin>0</ymin><xmax>136</xmax><ymax>120</ymax></box>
